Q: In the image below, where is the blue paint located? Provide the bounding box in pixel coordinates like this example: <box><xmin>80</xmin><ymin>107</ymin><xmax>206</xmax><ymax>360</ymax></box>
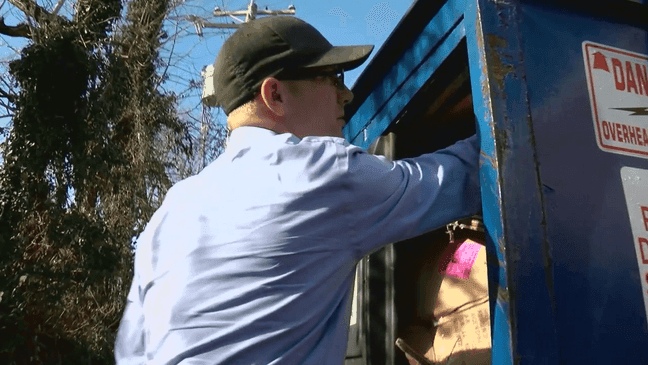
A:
<box><xmin>466</xmin><ymin>0</ymin><xmax>648</xmax><ymax>363</ymax></box>
<box><xmin>518</xmin><ymin>2</ymin><xmax>648</xmax><ymax>363</ymax></box>
<box><xmin>354</xmin><ymin>22</ymin><xmax>466</xmax><ymax>149</ymax></box>
<box><xmin>492</xmin><ymin>295</ymin><xmax>513</xmax><ymax>365</ymax></box>
<box><xmin>344</xmin><ymin>0</ymin><xmax>466</xmax><ymax>147</ymax></box>
<box><xmin>345</xmin><ymin>0</ymin><xmax>648</xmax><ymax>363</ymax></box>
<box><xmin>465</xmin><ymin>0</ymin><xmax>514</xmax><ymax>363</ymax></box>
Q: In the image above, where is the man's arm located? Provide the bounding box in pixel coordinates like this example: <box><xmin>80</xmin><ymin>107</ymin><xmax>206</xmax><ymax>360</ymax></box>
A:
<box><xmin>114</xmin><ymin>282</ymin><xmax>146</xmax><ymax>365</ymax></box>
<box><xmin>344</xmin><ymin>134</ymin><xmax>481</xmax><ymax>255</ymax></box>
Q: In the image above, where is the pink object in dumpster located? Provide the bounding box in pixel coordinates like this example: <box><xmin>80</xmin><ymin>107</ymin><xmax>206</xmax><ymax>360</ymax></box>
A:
<box><xmin>438</xmin><ymin>239</ymin><xmax>483</xmax><ymax>279</ymax></box>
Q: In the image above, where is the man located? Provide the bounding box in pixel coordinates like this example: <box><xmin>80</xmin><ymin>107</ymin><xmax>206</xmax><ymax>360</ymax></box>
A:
<box><xmin>115</xmin><ymin>16</ymin><xmax>481</xmax><ymax>365</ymax></box>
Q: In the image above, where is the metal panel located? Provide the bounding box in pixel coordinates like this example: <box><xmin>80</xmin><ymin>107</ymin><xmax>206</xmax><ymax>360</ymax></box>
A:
<box><xmin>517</xmin><ymin>2</ymin><xmax>648</xmax><ymax>363</ymax></box>
<box><xmin>343</xmin><ymin>0</ymin><xmax>467</xmax><ymax>148</ymax></box>
<box><xmin>346</xmin><ymin>0</ymin><xmax>648</xmax><ymax>363</ymax></box>
<box><xmin>345</xmin><ymin>135</ymin><xmax>398</xmax><ymax>365</ymax></box>
<box><xmin>466</xmin><ymin>0</ymin><xmax>648</xmax><ymax>363</ymax></box>
<box><xmin>363</xmin><ymin>134</ymin><xmax>397</xmax><ymax>365</ymax></box>
<box><xmin>465</xmin><ymin>1</ymin><xmax>559</xmax><ymax>363</ymax></box>
<box><xmin>464</xmin><ymin>2</ymin><xmax>513</xmax><ymax>363</ymax></box>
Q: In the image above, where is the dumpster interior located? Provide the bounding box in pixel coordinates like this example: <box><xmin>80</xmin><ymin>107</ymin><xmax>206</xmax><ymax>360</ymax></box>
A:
<box><xmin>387</xmin><ymin>41</ymin><xmax>476</xmax><ymax>156</ymax></box>
<box><xmin>377</xmin><ymin>41</ymin><xmax>491</xmax><ymax>365</ymax></box>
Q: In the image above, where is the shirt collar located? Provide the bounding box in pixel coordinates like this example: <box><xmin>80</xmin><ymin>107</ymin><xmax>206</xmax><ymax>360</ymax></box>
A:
<box><xmin>226</xmin><ymin>126</ymin><xmax>300</xmax><ymax>152</ymax></box>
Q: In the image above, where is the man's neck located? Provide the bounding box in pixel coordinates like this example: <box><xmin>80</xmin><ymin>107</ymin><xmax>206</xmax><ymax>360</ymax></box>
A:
<box><xmin>229</xmin><ymin>114</ymin><xmax>293</xmax><ymax>136</ymax></box>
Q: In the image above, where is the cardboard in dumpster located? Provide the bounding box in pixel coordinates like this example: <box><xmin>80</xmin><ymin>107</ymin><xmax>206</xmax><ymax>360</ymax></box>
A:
<box><xmin>439</xmin><ymin>240</ymin><xmax>483</xmax><ymax>280</ymax></box>
<box><xmin>398</xmin><ymin>238</ymin><xmax>491</xmax><ymax>365</ymax></box>
<box><xmin>428</xmin><ymin>239</ymin><xmax>490</xmax><ymax>364</ymax></box>
<box><xmin>433</xmin><ymin>239</ymin><xmax>489</xmax><ymax>317</ymax></box>
<box><xmin>426</xmin><ymin>299</ymin><xmax>490</xmax><ymax>364</ymax></box>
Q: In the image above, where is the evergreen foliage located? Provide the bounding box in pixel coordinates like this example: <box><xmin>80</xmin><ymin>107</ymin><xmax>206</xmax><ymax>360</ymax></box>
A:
<box><xmin>0</xmin><ymin>0</ymin><xmax>192</xmax><ymax>363</ymax></box>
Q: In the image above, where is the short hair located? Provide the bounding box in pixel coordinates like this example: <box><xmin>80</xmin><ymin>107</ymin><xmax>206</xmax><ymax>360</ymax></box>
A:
<box><xmin>227</xmin><ymin>99</ymin><xmax>258</xmax><ymax>129</ymax></box>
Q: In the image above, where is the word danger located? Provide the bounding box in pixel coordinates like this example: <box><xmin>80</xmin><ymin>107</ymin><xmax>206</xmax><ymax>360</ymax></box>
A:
<box><xmin>600</xmin><ymin>121</ymin><xmax>648</xmax><ymax>146</ymax></box>
<box><xmin>609</xmin><ymin>58</ymin><xmax>648</xmax><ymax>96</ymax></box>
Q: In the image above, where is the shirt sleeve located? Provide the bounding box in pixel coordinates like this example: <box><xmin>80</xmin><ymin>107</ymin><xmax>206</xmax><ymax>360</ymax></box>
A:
<box><xmin>344</xmin><ymin>134</ymin><xmax>481</xmax><ymax>256</ymax></box>
<box><xmin>114</xmin><ymin>280</ymin><xmax>146</xmax><ymax>365</ymax></box>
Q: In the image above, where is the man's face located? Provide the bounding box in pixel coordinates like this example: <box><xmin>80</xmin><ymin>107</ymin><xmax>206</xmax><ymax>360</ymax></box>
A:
<box><xmin>282</xmin><ymin>69</ymin><xmax>354</xmax><ymax>138</ymax></box>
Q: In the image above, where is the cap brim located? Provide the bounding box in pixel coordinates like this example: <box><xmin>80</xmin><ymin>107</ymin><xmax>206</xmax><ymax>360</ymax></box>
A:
<box><xmin>302</xmin><ymin>45</ymin><xmax>374</xmax><ymax>71</ymax></box>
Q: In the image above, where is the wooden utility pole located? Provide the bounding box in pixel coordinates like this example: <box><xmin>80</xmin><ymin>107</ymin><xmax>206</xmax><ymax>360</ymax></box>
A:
<box><xmin>188</xmin><ymin>0</ymin><xmax>296</xmax><ymax>35</ymax></box>
<box><xmin>199</xmin><ymin>0</ymin><xmax>296</xmax><ymax>106</ymax></box>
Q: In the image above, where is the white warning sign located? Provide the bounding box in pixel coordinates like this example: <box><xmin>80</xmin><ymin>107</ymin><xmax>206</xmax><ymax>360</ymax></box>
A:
<box><xmin>620</xmin><ymin>166</ymin><xmax>648</xmax><ymax>326</ymax></box>
<box><xmin>583</xmin><ymin>41</ymin><xmax>648</xmax><ymax>159</ymax></box>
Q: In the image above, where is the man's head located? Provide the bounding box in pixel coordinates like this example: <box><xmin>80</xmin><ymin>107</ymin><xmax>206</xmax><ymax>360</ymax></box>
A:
<box><xmin>212</xmin><ymin>16</ymin><xmax>373</xmax><ymax>137</ymax></box>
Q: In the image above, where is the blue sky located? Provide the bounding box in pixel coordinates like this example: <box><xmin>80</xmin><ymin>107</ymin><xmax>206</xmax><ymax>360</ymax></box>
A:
<box><xmin>247</xmin><ymin>0</ymin><xmax>413</xmax><ymax>86</ymax></box>
<box><xmin>0</xmin><ymin>0</ymin><xmax>415</xmax><ymax>126</ymax></box>
<box><xmin>163</xmin><ymin>0</ymin><xmax>415</xmax><ymax>118</ymax></box>
<box><xmin>170</xmin><ymin>0</ymin><xmax>414</xmax><ymax>89</ymax></box>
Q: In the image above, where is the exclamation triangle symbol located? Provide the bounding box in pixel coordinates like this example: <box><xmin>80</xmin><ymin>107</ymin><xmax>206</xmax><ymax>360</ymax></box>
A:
<box><xmin>592</xmin><ymin>51</ymin><xmax>610</xmax><ymax>72</ymax></box>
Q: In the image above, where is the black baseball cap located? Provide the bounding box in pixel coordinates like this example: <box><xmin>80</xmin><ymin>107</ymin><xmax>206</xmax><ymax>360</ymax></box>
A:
<box><xmin>213</xmin><ymin>16</ymin><xmax>374</xmax><ymax>115</ymax></box>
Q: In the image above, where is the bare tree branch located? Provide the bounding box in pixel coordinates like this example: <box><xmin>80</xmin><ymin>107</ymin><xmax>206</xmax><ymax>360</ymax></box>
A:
<box><xmin>7</xmin><ymin>0</ymin><xmax>60</xmax><ymax>24</ymax></box>
<box><xmin>0</xmin><ymin>17</ymin><xmax>31</xmax><ymax>38</ymax></box>
<box><xmin>157</xmin><ymin>15</ymin><xmax>179</xmax><ymax>89</ymax></box>
<box><xmin>0</xmin><ymin>85</ymin><xmax>16</xmax><ymax>103</ymax></box>
<box><xmin>51</xmin><ymin>0</ymin><xmax>66</xmax><ymax>16</ymax></box>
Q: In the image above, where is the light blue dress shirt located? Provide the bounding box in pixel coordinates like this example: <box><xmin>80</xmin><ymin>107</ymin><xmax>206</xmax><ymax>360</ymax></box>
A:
<box><xmin>115</xmin><ymin>126</ymin><xmax>481</xmax><ymax>365</ymax></box>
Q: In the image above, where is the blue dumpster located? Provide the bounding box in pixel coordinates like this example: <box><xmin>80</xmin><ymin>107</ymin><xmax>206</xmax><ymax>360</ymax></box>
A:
<box><xmin>343</xmin><ymin>0</ymin><xmax>648</xmax><ymax>364</ymax></box>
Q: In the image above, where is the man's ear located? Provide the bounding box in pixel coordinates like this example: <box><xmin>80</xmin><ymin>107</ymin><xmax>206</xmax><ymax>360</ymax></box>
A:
<box><xmin>259</xmin><ymin>77</ymin><xmax>286</xmax><ymax>117</ymax></box>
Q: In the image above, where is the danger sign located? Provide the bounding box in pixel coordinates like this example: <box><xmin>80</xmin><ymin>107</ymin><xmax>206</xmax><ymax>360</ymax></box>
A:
<box><xmin>583</xmin><ymin>41</ymin><xmax>648</xmax><ymax>159</ymax></box>
<box><xmin>620</xmin><ymin>166</ymin><xmax>648</xmax><ymax>327</ymax></box>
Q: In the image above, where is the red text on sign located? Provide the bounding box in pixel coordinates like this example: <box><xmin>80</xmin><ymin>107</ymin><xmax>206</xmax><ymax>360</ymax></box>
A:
<box><xmin>612</xmin><ymin>58</ymin><xmax>648</xmax><ymax>96</ymax></box>
<box><xmin>642</xmin><ymin>206</ymin><xmax>648</xmax><ymax>231</ymax></box>
<box><xmin>640</xmin><ymin>237</ymin><xmax>648</xmax><ymax>264</ymax></box>
<box><xmin>601</xmin><ymin>121</ymin><xmax>648</xmax><ymax>146</ymax></box>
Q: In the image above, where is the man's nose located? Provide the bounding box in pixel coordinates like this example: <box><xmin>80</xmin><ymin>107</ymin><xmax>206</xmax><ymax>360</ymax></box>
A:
<box><xmin>339</xmin><ymin>85</ymin><xmax>354</xmax><ymax>106</ymax></box>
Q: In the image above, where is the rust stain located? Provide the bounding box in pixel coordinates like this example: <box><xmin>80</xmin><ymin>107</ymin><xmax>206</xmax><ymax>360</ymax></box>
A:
<box><xmin>486</xmin><ymin>34</ymin><xmax>515</xmax><ymax>95</ymax></box>
<box><xmin>479</xmin><ymin>150</ymin><xmax>495</xmax><ymax>169</ymax></box>
<box><xmin>472</xmin><ymin>4</ymin><xmax>494</xmax><ymax>134</ymax></box>
<box><xmin>498</xmin><ymin>236</ymin><xmax>506</xmax><ymax>258</ymax></box>
<box><xmin>497</xmin><ymin>285</ymin><xmax>509</xmax><ymax>303</ymax></box>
